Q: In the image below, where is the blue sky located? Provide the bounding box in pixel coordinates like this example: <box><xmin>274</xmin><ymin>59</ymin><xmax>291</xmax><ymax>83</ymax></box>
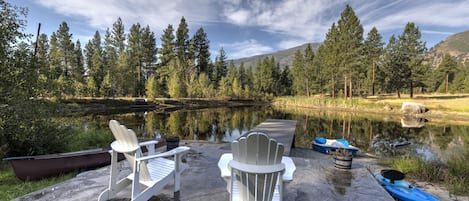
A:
<box><xmin>9</xmin><ymin>0</ymin><xmax>469</xmax><ymax>60</ymax></box>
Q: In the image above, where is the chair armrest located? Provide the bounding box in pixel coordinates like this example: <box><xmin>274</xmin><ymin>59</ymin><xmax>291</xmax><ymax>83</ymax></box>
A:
<box><xmin>136</xmin><ymin>146</ymin><xmax>190</xmax><ymax>162</ymax></box>
<box><xmin>111</xmin><ymin>141</ymin><xmax>139</xmax><ymax>153</ymax></box>
<box><xmin>228</xmin><ymin>160</ymin><xmax>285</xmax><ymax>174</ymax></box>
<box><xmin>139</xmin><ymin>140</ymin><xmax>158</xmax><ymax>147</ymax></box>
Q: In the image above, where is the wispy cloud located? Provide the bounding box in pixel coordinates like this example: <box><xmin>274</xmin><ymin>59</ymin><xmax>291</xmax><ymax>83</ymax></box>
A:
<box><xmin>220</xmin><ymin>0</ymin><xmax>342</xmax><ymax>42</ymax></box>
<box><xmin>35</xmin><ymin>0</ymin><xmax>220</xmax><ymax>34</ymax></box>
<box><xmin>355</xmin><ymin>0</ymin><xmax>469</xmax><ymax>32</ymax></box>
<box><xmin>220</xmin><ymin>39</ymin><xmax>273</xmax><ymax>59</ymax></box>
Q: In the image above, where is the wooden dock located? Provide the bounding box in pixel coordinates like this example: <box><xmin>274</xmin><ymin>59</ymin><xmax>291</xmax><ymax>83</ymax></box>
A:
<box><xmin>243</xmin><ymin>119</ymin><xmax>297</xmax><ymax>156</ymax></box>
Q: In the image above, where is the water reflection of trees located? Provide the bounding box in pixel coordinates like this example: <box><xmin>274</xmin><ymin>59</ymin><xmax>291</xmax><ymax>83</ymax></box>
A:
<box><xmin>142</xmin><ymin>106</ymin><xmax>274</xmax><ymax>142</ymax></box>
<box><xmin>66</xmin><ymin>106</ymin><xmax>468</xmax><ymax>161</ymax></box>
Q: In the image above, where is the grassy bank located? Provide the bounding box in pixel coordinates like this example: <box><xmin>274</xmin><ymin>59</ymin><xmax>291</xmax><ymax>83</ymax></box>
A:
<box><xmin>378</xmin><ymin>151</ymin><xmax>469</xmax><ymax>196</ymax></box>
<box><xmin>273</xmin><ymin>95</ymin><xmax>469</xmax><ymax>124</ymax></box>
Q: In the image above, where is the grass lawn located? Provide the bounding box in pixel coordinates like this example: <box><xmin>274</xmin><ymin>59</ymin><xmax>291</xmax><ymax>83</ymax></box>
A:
<box><xmin>0</xmin><ymin>163</ymin><xmax>75</xmax><ymax>201</ymax></box>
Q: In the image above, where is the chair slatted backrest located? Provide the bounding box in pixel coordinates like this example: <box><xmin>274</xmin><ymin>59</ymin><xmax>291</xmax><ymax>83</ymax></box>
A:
<box><xmin>109</xmin><ymin>120</ymin><xmax>152</xmax><ymax>181</ymax></box>
<box><xmin>231</xmin><ymin>131</ymin><xmax>284</xmax><ymax>201</ymax></box>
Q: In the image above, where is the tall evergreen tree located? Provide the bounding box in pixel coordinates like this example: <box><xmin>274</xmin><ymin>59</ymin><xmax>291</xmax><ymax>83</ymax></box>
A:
<box><xmin>141</xmin><ymin>25</ymin><xmax>157</xmax><ymax>78</ymax></box>
<box><xmin>303</xmin><ymin>44</ymin><xmax>315</xmax><ymax>96</ymax></box>
<box><xmin>175</xmin><ymin>17</ymin><xmax>189</xmax><ymax>67</ymax></box>
<box><xmin>363</xmin><ymin>27</ymin><xmax>384</xmax><ymax>96</ymax></box>
<box><xmin>192</xmin><ymin>27</ymin><xmax>211</xmax><ymax>76</ymax></box>
<box><xmin>157</xmin><ymin>24</ymin><xmax>176</xmax><ymax>97</ymax></box>
<box><xmin>71</xmin><ymin>40</ymin><xmax>84</xmax><ymax>95</ymax></box>
<box><xmin>213</xmin><ymin>48</ymin><xmax>227</xmax><ymax>87</ymax></box>
<box><xmin>128</xmin><ymin>23</ymin><xmax>143</xmax><ymax>96</ymax></box>
<box><xmin>437</xmin><ymin>53</ymin><xmax>458</xmax><ymax>93</ymax></box>
<box><xmin>336</xmin><ymin>5</ymin><xmax>363</xmax><ymax>98</ymax></box>
<box><xmin>381</xmin><ymin>35</ymin><xmax>407</xmax><ymax>97</ymax></box>
<box><xmin>56</xmin><ymin>22</ymin><xmax>74</xmax><ymax>78</ymax></box>
<box><xmin>159</xmin><ymin>24</ymin><xmax>175</xmax><ymax>68</ymax></box>
<box><xmin>103</xmin><ymin>29</ymin><xmax>118</xmax><ymax>97</ymax></box>
<box><xmin>90</xmin><ymin>31</ymin><xmax>104</xmax><ymax>95</ymax></box>
<box><xmin>49</xmin><ymin>32</ymin><xmax>61</xmax><ymax>81</ymax></box>
<box><xmin>111</xmin><ymin>17</ymin><xmax>126</xmax><ymax>55</ymax></box>
<box><xmin>291</xmin><ymin>50</ymin><xmax>305</xmax><ymax>95</ymax></box>
<box><xmin>398</xmin><ymin>22</ymin><xmax>426</xmax><ymax>98</ymax></box>
<box><xmin>36</xmin><ymin>34</ymin><xmax>50</xmax><ymax>96</ymax></box>
<box><xmin>279</xmin><ymin>66</ymin><xmax>293</xmax><ymax>96</ymax></box>
<box><xmin>317</xmin><ymin>23</ymin><xmax>341</xmax><ymax>97</ymax></box>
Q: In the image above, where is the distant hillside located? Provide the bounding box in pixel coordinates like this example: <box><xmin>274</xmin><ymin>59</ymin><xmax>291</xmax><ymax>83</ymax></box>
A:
<box><xmin>232</xmin><ymin>43</ymin><xmax>321</xmax><ymax>68</ymax></box>
<box><xmin>427</xmin><ymin>29</ymin><xmax>469</xmax><ymax>67</ymax></box>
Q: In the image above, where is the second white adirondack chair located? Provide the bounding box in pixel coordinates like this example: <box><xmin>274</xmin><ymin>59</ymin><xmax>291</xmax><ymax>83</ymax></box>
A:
<box><xmin>229</xmin><ymin>131</ymin><xmax>286</xmax><ymax>201</ymax></box>
<box><xmin>98</xmin><ymin>120</ymin><xmax>190</xmax><ymax>201</ymax></box>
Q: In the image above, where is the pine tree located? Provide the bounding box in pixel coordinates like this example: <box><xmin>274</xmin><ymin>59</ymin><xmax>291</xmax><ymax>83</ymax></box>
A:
<box><xmin>111</xmin><ymin>18</ymin><xmax>126</xmax><ymax>96</ymax></box>
<box><xmin>103</xmin><ymin>29</ymin><xmax>118</xmax><ymax>97</ymax></box>
<box><xmin>316</xmin><ymin>23</ymin><xmax>341</xmax><ymax>97</ymax></box>
<box><xmin>336</xmin><ymin>5</ymin><xmax>363</xmax><ymax>98</ymax></box>
<box><xmin>192</xmin><ymin>27</ymin><xmax>211</xmax><ymax>76</ymax></box>
<box><xmin>71</xmin><ymin>40</ymin><xmax>85</xmax><ymax>96</ymax></box>
<box><xmin>279</xmin><ymin>66</ymin><xmax>293</xmax><ymax>96</ymax></box>
<box><xmin>128</xmin><ymin>23</ymin><xmax>143</xmax><ymax>96</ymax></box>
<box><xmin>90</xmin><ymin>31</ymin><xmax>104</xmax><ymax>95</ymax></box>
<box><xmin>111</xmin><ymin>17</ymin><xmax>126</xmax><ymax>56</ymax></box>
<box><xmin>157</xmin><ymin>24</ymin><xmax>176</xmax><ymax>97</ymax></box>
<box><xmin>141</xmin><ymin>25</ymin><xmax>157</xmax><ymax>74</ymax></box>
<box><xmin>291</xmin><ymin>50</ymin><xmax>305</xmax><ymax>95</ymax></box>
<box><xmin>398</xmin><ymin>22</ymin><xmax>426</xmax><ymax>98</ymax></box>
<box><xmin>159</xmin><ymin>24</ymin><xmax>175</xmax><ymax>68</ymax></box>
<box><xmin>213</xmin><ymin>48</ymin><xmax>227</xmax><ymax>87</ymax></box>
<box><xmin>84</xmin><ymin>40</ymin><xmax>94</xmax><ymax>76</ymax></box>
<box><xmin>175</xmin><ymin>17</ymin><xmax>189</xmax><ymax>66</ymax></box>
<box><xmin>56</xmin><ymin>22</ymin><xmax>74</xmax><ymax>78</ymax></box>
<box><xmin>381</xmin><ymin>35</ymin><xmax>407</xmax><ymax>98</ymax></box>
<box><xmin>48</xmin><ymin>32</ymin><xmax>63</xmax><ymax>86</ymax></box>
<box><xmin>36</xmin><ymin>34</ymin><xmax>50</xmax><ymax>96</ymax></box>
<box><xmin>363</xmin><ymin>27</ymin><xmax>384</xmax><ymax>96</ymax></box>
<box><xmin>437</xmin><ymin>53</ymin><xmax>458</xmax><ymax>93</ymax></box>
<box><xmin>303</xmin><ymin>44</ymin><xmax>315</xmax><ymax>96</ymax></box>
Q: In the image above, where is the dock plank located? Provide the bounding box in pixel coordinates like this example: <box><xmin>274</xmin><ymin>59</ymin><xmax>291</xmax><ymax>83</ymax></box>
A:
<box><xmin>245</xmin><ymin>119</ymin><xmax>297</xmax><ymax>156</ymax></box>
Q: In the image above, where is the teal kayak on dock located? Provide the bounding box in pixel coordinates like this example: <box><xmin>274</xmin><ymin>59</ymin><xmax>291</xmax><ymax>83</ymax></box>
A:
<box><xmin>375</xmin><ymin>169</ymin><xmax>439</xmax><ymax>201</ymax></box>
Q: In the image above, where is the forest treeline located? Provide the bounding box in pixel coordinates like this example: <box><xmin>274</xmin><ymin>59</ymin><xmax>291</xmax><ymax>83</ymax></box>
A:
<box><xmin>6</xmin><ymin>4</ymin><xmax>469</xmax><ymax>100</ymax></box>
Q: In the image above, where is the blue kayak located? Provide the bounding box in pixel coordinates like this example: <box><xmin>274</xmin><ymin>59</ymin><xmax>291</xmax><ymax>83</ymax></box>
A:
<box><xmin>374</xmin><ymin>170</ymin><xmax>439</xmax><ymax>201</ymax></box>
<box><xmin>311</xmin><ymin>137</ymin><xmax>359</xmax><ymax>156</ymax></box>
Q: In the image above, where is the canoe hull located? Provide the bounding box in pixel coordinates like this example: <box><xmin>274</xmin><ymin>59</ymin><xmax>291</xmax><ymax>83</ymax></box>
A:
<box><xmin>375</xmin><ymin>174</ymin><xmax>440</xmax><ymax>201</ymax></box>
<box><xmin>3</xmin><ymin>148</ymin><xmax>125</xmax><ymax>181</ymax></box>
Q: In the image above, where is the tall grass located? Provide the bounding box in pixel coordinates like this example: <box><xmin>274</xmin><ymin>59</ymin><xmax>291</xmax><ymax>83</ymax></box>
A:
<box><xmin>445</xmin><ymin>151</ymin><xmax>469</xmax><ymax>195</ymax></box>
<box><xmin>385</xmin><ymin>155</ymin><xmax>469</xmax><ymax>196</ymax></box>
<box><xmin>0</xmin><ymin>163</ymin><xmax>74</xmax><ymax>201</ymax></box>
<box><xmin>273</xmin><ymin>96</ymin><xmax>396</xmax><ymax>112</ymax></box>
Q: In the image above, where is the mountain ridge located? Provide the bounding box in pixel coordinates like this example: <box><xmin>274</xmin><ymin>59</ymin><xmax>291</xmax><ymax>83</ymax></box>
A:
<box><xmin>232</xmin><ymin>43</ymin><xmax>321</xmax><ymax>68</ymax></box>
<box><xmin>232</xmin><ymin>29</ymin><xmax>469</xmax><ymax>69</ymax></box>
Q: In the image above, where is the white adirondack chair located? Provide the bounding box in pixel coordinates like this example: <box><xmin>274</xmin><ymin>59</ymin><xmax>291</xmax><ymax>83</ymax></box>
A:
<box><xmin>98</xmin><ymin>120</ymin><xmax>190</xmax><ymax>201</ymax></box>
<box><xmin>228</xmin><ymin>131</ymin><xmax>288</xmax><ymax>201</ymax></box>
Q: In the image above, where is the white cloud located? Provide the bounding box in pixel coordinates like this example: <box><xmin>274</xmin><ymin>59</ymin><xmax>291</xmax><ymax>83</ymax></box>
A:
<box><xmin>35</xmin><ymin>0</ymin><xmax>220</xmax><ymax>34</ymax></box>
<box><xmin>220</xmin><ymin>39</ymin><xmax>273</xmax><ymax>59</ymax></box>
<box><xmin>421</xmin><ymin>30</ymin><xmax>454</xmax><ymax>36</ymax></box>
<box><xmin>356</xmin><ymin>0</ymin><xmax>469</xmax><ymax>32</ymax></box>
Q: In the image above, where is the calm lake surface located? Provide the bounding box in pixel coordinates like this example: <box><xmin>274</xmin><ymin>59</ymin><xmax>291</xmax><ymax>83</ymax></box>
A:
<box><xmin>70</xmin><ymin>105</ymin><xmax>468</xmax><ymax>163</ymax></box>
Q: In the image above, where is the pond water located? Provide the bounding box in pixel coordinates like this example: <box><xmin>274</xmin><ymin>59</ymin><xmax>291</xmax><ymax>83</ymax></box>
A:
<box><xmin>69</xmin><ymin>105</ymin><xmax>469</xmax><ymax>163</ymax></box>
